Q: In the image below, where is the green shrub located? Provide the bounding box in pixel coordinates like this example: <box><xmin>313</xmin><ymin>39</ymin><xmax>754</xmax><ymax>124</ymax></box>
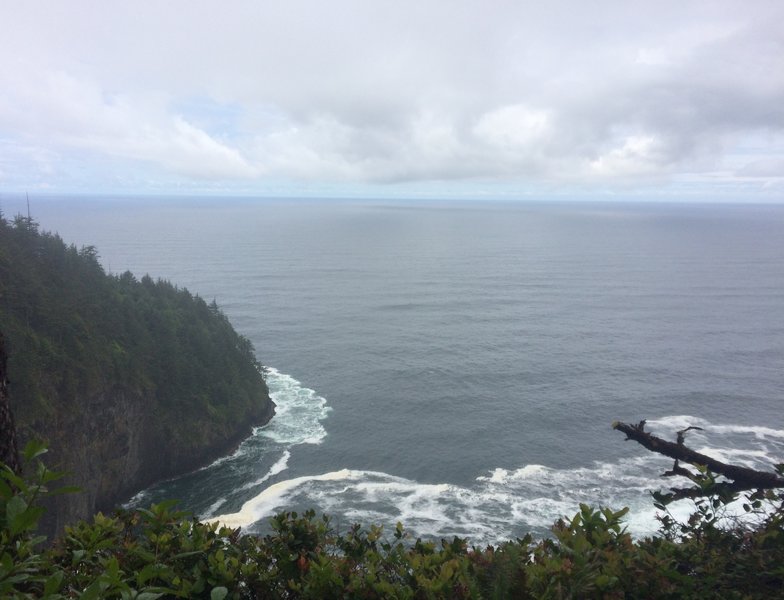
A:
<box><xmin>2</xmin><ymin>445</ymin><xmax>783</xmax><ymax>598</ymax></box>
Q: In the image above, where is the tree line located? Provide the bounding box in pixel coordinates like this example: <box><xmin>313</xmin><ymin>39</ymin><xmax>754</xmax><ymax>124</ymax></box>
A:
<box><xmin>0</xmin><ymin>213</ymin><xmax>273</xmax><ymax>533</ymax></box>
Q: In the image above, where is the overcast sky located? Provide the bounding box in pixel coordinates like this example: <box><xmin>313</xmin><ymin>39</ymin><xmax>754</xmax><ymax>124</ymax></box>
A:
<box><xmin>0</xmin><ymin>1</ymin><xmax>782</xmax><ymax>200</ymax></box>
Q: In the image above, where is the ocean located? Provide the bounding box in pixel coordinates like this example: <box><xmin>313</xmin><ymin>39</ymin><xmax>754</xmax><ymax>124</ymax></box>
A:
<box><xmin>8</xmin><ymin>196</ymin><xmax>784</xmax><ymax>543</ymax></box>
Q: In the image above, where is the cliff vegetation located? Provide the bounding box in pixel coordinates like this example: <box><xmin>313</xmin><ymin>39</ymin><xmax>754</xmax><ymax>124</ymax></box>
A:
<box><xmin>1</xmin><ymin>439</ymin><xmax>782</xmax><ymax>598</ymax></box>
<box><xmin>0</xmin><ymin>214</ymin><xmax>274</xmax><ymax>534</ymax></box>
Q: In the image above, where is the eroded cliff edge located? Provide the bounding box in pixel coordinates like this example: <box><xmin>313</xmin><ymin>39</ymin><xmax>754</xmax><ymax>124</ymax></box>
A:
<box><xmin>24</xmin><ymin>384</ymin><xmax>274</xmax><ymax>537</ymax></box>
<box><xmin>0</xmin><ymin>215</ymin><xmax>275</xmax><ymax>536</ymax></box>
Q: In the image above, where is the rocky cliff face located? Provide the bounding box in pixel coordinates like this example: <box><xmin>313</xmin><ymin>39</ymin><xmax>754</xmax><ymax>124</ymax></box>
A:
<box><xmin>17</xmin><ymin>384</ymin><xmax>274</xmax><ymax>537</ymax></box>
<box><xmin>0</xmin><ymin>333</ymin><xmax>21</xmax><ymax>474</ymax></box>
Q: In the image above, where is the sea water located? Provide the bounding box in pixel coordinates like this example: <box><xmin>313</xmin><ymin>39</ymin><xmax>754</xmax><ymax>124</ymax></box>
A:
<box><xmin>9</xmin><ymin>196</ymin><xmax>784</xmax><ymax>543</ymax></box>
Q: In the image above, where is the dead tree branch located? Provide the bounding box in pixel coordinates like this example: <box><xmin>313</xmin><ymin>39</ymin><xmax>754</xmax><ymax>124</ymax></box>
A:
<box><xmin>613</xmin><ymin>420</ymin><xmax>784</xmax><ymax>492</ymax></box>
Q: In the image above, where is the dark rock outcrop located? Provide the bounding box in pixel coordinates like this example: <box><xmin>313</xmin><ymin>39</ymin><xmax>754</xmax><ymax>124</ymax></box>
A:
<box><xmin>0</xmin><ymin>332</ymin><xmax>21</xmax><ymax>475</ymax></box>
<box><xmin>17</xmin><ymin>383</ymin><xmax>274</xmax><ymax>537</ymax></box>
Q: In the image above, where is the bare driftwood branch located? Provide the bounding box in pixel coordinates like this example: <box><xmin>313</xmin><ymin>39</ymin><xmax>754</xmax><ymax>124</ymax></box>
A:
<box><xmin>613</xmin><ymin>420</ymin><xmax>784</xmax><ymax>491</ymax></box>
<box><xmin>662</xmin><ymin>460</ymin><xmax>697</xmax><ymax>480</ymax></box>
<box><xmin>665</xmin><ymin>482</ymin><xmax>751</xmax><ymax>502</ymax></box>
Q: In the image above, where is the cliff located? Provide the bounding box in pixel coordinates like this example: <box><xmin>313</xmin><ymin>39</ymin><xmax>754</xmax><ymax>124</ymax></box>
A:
<box><xmin>0</xmin><ymin>214</ymin><xmax>275</xmax><ymax>535</ymax></box>
<box><xmin>27</xmin><ymin>384</ymin><xmax>274</xmax><ymax>536</ymax></box>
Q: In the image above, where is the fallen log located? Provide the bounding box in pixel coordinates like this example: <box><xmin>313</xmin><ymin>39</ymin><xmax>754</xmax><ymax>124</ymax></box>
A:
<box><xmin>613</xmin><ymin>420</ymin><xmax>784</xmax><ymax>492</ymax></box>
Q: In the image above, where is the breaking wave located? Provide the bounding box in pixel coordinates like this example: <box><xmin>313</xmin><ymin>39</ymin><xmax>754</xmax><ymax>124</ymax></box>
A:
<box><xmin>259</xmin><ymin>367</ymin><xmax>332</xmax><ymax>446</ymax></box>
<box><xmin>209</xmin><ymin>415</ymin><xmax>783</xmax><ymax>545</ymax></box>
<box><xmin>126</xmin><ymin>368</ymin><xmax>331</xmax><ymax>516</ymax></box>
<box><xmin>132</xmin><ymin>371</ymin><xmax>783</xmax><ymax>546</ymax></box>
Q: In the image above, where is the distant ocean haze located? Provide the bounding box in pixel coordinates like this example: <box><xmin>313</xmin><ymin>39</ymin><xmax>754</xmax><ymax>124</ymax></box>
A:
<box><xmin>24</xmin><ymin>197</ymin><xmax>784</xmax><ymax>542</ymax></box>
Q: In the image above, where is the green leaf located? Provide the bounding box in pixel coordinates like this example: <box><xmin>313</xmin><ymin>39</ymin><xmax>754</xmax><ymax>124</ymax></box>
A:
<box><xmin>22</xmin><ymin>439</ymin><xmax>48</xmax><ymax>461</ymax></box>
<box><xmin>0</xmin><ymin>469</ymin><xmax>27</xmax><ymax>494</ymax></box>
<box><xmin>137</xmin><ymin>508</ymin><xmax>155</xmax><ymax>520</ymax></box>
<box><xmin>6</xmin><ymin>494</ymin><xmax>27</xmax><ymax>523</ymax></box>
<box><xmin>171</xmin><ymin>550</ymin><xmax>202</xmax><ymax>559</ymax></box>
<box><xmin>43</xmin><ymin>570</ymin><xmax>64</xmax><ymax>595</ymax></box>
<box><xmin>137</xmin><ymin>563</ymin><xmax>159</xmax><ymax>585</ymax></box>
<box><xmin>79</xmin><ymin>580</ymin><xmax>105</xmax><ymax>600</ymax></box>
<box><xmin>5</xmin><ymin>494</ymin><xmax>42</xmax><ymax>534</ymax></box>
<box><xmin>11</xmin><ymin>505</ymin><xmax>44</xmax><ymax>535</ymax></box>
<box><xmin>40</xmin><ymin>467</ymin><xmax>67</xmax><ymax>484</ymax></box>
<box><xmin>1</xmin><ymin>551</ymin><xmax>13</xmax><ymax>573</ymax></box>
<box><xmin>211</xmin><ymin>586</ymin><xmax>229</xmax><ymax>600</ymax></box>
<box><xmin>0</xmin><ymin>477</ymin><xmax>12</xmax><ymax>499</ymax></box>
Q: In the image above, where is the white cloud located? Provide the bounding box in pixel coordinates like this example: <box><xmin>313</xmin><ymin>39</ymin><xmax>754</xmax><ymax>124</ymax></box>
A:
<box><xmin>473</xmin><ymin>105</ymin><xmax>550</xmax><ymax>150</ymax></box>
<box><xmin>0</xmin><ymin>0</ymin><xmax>782</xmax><ymax>197</ymax></box>
<box><xmin>590</xmin><ymin>136</ymin><xmax>668</xmax><ymax>178</ymax></box>
<box><xmin>0</xmin><ymin>66</ymin><xmax>256</xmax><ymax>179</ymax></box>
<box><xmin>737</xmin><ymin>158</ymin><xmax>784</xmax><ymax>178</ymax></box>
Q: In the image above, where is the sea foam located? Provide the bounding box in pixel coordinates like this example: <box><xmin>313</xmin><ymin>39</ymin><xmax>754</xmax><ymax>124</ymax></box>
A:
<box><xmin>207</xmin><ymin>415</ymin><xmax>783</xmax><ymax>544</ymax></box>
<box><xmin>258</xmin><ymin>367</ymin><xmax>332</xmax><ymax>446</ymax></box>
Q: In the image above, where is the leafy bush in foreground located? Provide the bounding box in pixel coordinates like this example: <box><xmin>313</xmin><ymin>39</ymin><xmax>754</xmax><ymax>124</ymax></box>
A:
<box><xmin>2</xmin><ymin>444</ymin><xmax>783</xmax><ymax>598</ymax></box>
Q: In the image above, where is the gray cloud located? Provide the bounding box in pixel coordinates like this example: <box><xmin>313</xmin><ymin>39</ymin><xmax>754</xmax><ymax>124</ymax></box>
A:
<box><xmin>0</xmin><ymin>0</ymin><xmax>782</xmax><ymax>194</ymax></box>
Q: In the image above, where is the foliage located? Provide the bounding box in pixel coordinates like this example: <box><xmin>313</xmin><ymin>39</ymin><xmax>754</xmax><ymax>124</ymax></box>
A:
<box><xmin>0</xmin><ymin>441</ymin><xmax>76</xmax><ymax>599</ymax></box>
<box><xmin>0</xmin><ymin>214</ymin><xmax>271</xmax><ymax>471</ymax></box>
<box><xmin>2</xmin><ymin>446</ymin><xmax>784</xmax><ymax>598</ymax></box>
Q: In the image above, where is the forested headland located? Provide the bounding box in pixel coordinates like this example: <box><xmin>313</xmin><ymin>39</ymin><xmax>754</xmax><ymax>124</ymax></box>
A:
<box><xmin>0</xmin><ymin>213</ymin><xmax>274</xmax><ymax>535</ymax></box>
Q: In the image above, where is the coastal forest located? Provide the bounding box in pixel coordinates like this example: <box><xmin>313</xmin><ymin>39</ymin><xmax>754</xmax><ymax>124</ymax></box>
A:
<box><xmin>0</xmin><ymin>213</ymin><xmax>274</xmax><ymax>534</ymax></box>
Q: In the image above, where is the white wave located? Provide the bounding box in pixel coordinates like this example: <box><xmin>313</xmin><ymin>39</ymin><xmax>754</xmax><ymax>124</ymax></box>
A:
<box><xmin>190</xmin><ymin>367</ymin><xmax>330</xmax><ymax>474</ymax></box>
<box><xmin>257</xmin><ymin>367</ymin><xmax>332</xmax><ymax>446</ymax></box>
<box><xmin>124</xmin><ymin>367</ymin><xmax>329</xmax><ymax>513</ymax></box>
<box><xmin>208</xmin><ymin>413</ymin><xmax>782</xmax><ymax>544</ymax></box>
<box><xmin>646</xmin><ymin>415</ymin><xmax>711</xmax><ymax>433</ymax></box>
<box><xmin>200</xmin><ymin>451</ymin><xmax>292</xmax><ymax>519</ymax></box>
<box><xmin>201</xmin><ymin>497</ymin><xmax>228</xmax><ymax>520</ymax></box>
<box><xmin>122</xmin><ymin>488</ymin><xmax>151</xmax><ymax>509</ymax></box>
<box><xmin>646</xmin><ymin>416</ymin><xmax>784</xmax><ymax>441</ymax></box>
<box><xmin>209</xmin><ymin>469</ymin><xmax>356</xmax><ymax>529</ymax></box>
<box><xmin>207</xmin><ymin>457</ymin><xmax>665</xmax><ymax>543</ymax></box>
<box><xmin>710</xmin><ymin>424</ymin><xmax>784</xmax><ymax>441</ymax></box>
<box><xmin>171</xmin><ymin>373</ymin><xmax>313</xmax><ymax>477</ymax></box>
<box><xmin>239</xmin><ymin>450</ymin><xmax>291</xmax><ymax>492</ymax></box>
<box><xmin>196</xmin><ymin>438</ymin><xmax>256</xmax><ymax>472</ymax></box>
<box><xmin>645</xmin><ymin>415</ymin><xmax>784</xmax><ymax>469</ymax></box>
<box><xmin>693</xmin><ymin>446</ymin><xmax>778</xmax><ymax>470</ymax></box>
